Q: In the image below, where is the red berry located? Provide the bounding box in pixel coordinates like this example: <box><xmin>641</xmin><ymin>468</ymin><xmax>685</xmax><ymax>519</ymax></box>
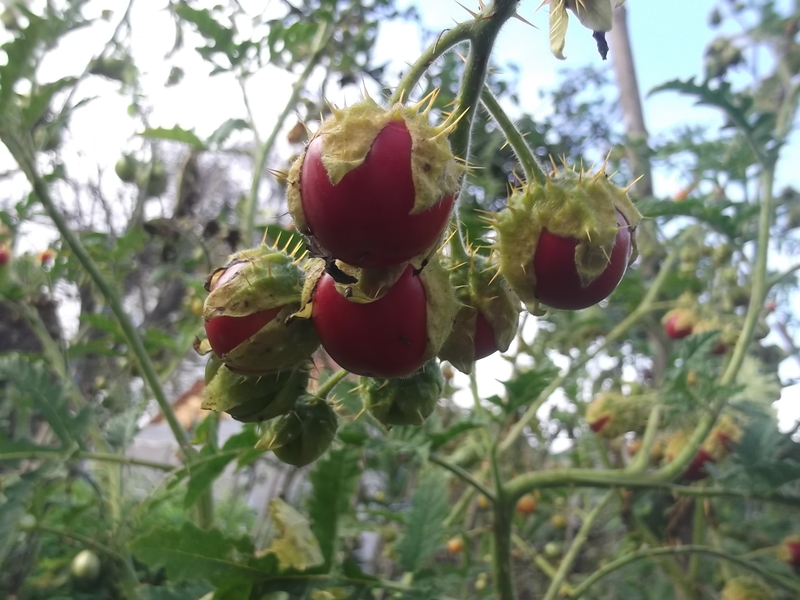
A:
<box><xmin>299</xmin><ymin>121</ymin><xmax>454</xmax><ymax>267</ymax></box>
<box><xmin>205</xmin><ymin>307</ymin><xmax>281</xmax><ymax>358</ymax></box>
<box><xmin>663</xmin><ymin>308</ymin><xmax>696</xmax><ymax>339</ymax></box>
<box><xmin>473</xmin><ymin>311</ymin><xmax>499</xmax><ymax>361</ymax></box>
<box><xmin>312</xmin><ymin>266</ymin><xmax>428</xmax><ymax>378</ymax></box>
<box><xmin>516</xmin><ymin>494</ymin><xmax>537</xmax><ymax>514</ymax></box>
<box><xmin>780</xmin><ymin>537</ymin><xmax>800</xmax><ymax>568</ymax></box>
<box><xmin>682</xmin><ymin>448</ymin><xmax>714</xmax><ymax>481</ymax></box>
<box><xmin>533</xmin><ymin>209</ymin><xmax>631</xmax><ymax>310</ymax></box>
<box><xmin>589</xmin><ymin>414</ymin><xmax>611</xmax><ymax>433</ymax></box>
<box><xmin>0</xmin><ymin>247</ymin><xmax>9</xmax><ymax>266</ymax></box>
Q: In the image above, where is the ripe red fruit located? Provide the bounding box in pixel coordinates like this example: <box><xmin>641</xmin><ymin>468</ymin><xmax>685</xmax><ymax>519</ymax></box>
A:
<box><xmin>663</xmin><ymin>308</ymin><xmax>696</xmax><ymax>339</ymax></box>
<box><xmin>534</xmin><ymin>209</ymin><xmax>631</xmax><ymax>310</ymax></box>
<box><xmin>205</xmin><ymin>308</ymin><xmax>281</xmax><ymax>358</ymax></box>
<box><xmin>312</xmin><ymin>266</ymin><xmax>428</xmax><ymax>378</ymax></box>
<box><xmin>682</xmin><ymin>448</ymin><xmax>715</xmax><ymax>481</ymax></box>
<box><xmin>0</xmin><ymin>247</ymin><xmax>9</xmax><ymax>266</ymax></box>
<box><xmin>779</xmin><ymin>536</ymin><xmax>800</xmax><ymax>569</ymax></box>
<box><xmin>299</xmin><ymin>121</ymin><xmax>453</xmax><ymax>267</ymax></box>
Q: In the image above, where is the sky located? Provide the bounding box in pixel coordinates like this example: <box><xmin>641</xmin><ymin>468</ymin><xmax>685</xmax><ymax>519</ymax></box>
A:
<box><xmin>2</xmin><ymin>0</ymin><xmax>799</xmax><ymax>433</ymax></box>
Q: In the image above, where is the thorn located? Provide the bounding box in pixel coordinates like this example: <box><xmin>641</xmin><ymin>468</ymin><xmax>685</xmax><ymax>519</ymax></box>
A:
<box><xmin>454</xmin><ymin>1</ymin><xmax>479</xmax><ymax>18</ymax></box>
<box><xmin>261</xmin><ymin>227</ymin><xmax>269</xmax><ymax>247</ymax></box>
<box><xmin>438</xmin><ymin>227</ymin><xmax>459</xmax><ymax>254</ymax></box>
<box><xmin>455</xmin><ymin>51</ymin><xmax>467</xmax><ymax>64</ymax></box>
<box><xmin>512</xmin><ymin>11</ymin><xmax>537</xmax><ymax>28</ymax></box>
<box><xmin>488</xmin><ymin>267</ymin><xmax>503</xmax><ymax>285</ymax></box>
<box><xmin>548</xmin><ymin>155</ymin><xmax>559</xmax><ymax>175</ymax></box>
<box><xmin>290</xmin><ymin>240</ymin><xmax>304</xmax><ymax>257</ymax></box>
<box><xmin>623</xmin><ymin>174</ymin><xmax>644</xmax><ymax>192</ymax></box>
<box><xmin>273</xmin><ymin>231</ymin><xmax>283</xmax><ymax>249</ymax></box>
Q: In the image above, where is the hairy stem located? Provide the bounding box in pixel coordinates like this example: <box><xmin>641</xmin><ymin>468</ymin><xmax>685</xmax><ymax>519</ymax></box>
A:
<box><xmin>480</xmin><ymin>86</ymin><xmax>545</xmax><ymax>185</ymax></box>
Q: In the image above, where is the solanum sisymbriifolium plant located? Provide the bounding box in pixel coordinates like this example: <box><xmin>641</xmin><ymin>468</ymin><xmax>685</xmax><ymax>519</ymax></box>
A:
<box><xmin>1</xmin><ymin>0</ymin><xmax>799</xmax><ymax>599</ymax></box>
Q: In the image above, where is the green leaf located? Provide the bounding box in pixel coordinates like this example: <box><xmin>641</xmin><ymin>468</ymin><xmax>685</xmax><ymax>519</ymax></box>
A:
<box><xmin>0</xmin><ymin>355</ymin><xmax>89</xmax><ymax>447</ymax></box>
<box><xmin>183</xmin><ymin>425</ymin><xmax>260</xmax><ymax>507</ymax></box>
<box><xmin>265</xmin><ymin>498</ymin><xmax>323</xmax><ymax>571</ymax></box>
<box><xmin>131</xmin><ymin>522</ymin><xmax>276</xmax><ymax>589</ymax></box>
<box><xmin>206</xmin><ymin>118</ymin><xmax>248</xmax><ymax>148</ymax></box>
<box><xmin>0</xmin><ymin>434</ymin><xmax>64</xmax><ymax>458</ymax></box>
<box><xmin>395</xmin><ymin>470</ymin><xmax>449</xmax><ymax>573</ymax></box>
<box><xmin>306</xmin><ymin>447</ymin><xmax>361</xmax><ymax>569</ymax></box>
<box><xmin>636</xmin><ymin>197</ymin><xmax>747</xmax><ymax>239</ymax></box>
<box><xmin>427</xmin><ymin>419</ymin><xmax>484</xmax><ymax>451</ymax></box>
<box><xmin>140</xmin><ymin>126</ymin><xmax>205</xmax><ymax>149</ymax></box>
<box><xmin>502</xmin><ymin>362</ymin><xmax>560</xmax><ymax>413</ymax></box>
<box><xmin>0</xmin><ymin>470</ymin><xmax>38</xmax><ymax>564</ymax></box>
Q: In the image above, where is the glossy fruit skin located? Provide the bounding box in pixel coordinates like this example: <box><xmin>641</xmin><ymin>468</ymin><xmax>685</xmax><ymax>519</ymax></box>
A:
<box><xmin>533</xmin><ymin>209</ymin><xmax>631</xmax><ymax>310</ymax></box>
<box><xmin>205</xmin><ymin>307</ymin><xmax>281</xmax><ymax>358</ymax></box>
<box><xmin>473</xmin><ymin>311</ymin><xmax>499</xmax><ymax>361</ymax></box>
<box><xmin>516</xmin><ymin>494</ymin><xmax>537</xmax><ymax>515</ymax></box>
<box><xmin>312</xmin><ymin>266</ymin><xmax>428</xmax><ymax>378</ymax></box>
<box><xmin>300</xmin><ymin>121</ymin><xmax>454</xmax><ymax>267</ymax></box>
<box><xmin>589</xmin><ymin>414</ymin><xmax>611</xmax><ymax>433</ymax></box>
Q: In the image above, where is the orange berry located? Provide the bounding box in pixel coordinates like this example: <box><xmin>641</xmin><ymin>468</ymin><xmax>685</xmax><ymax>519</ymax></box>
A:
<box><xmin>447</xmin><ymin>537</ymin><xmax>464</xmax><ymax>554</ymax></box>
<box><xmin>516</xmin><ymin>494</ymin><xmax>537</xmax><ymax>515</ymax></box>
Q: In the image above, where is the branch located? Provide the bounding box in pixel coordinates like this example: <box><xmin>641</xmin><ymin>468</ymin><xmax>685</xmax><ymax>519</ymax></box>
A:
<box><xmin>569</xmin><ymin>545</ymin><xmax>800</xmax><ymax>598</ymax></box>
<box><xmin>429</xmin><ymin>453</ymin><xmax>496</xmax><ymax>502</ymax></box>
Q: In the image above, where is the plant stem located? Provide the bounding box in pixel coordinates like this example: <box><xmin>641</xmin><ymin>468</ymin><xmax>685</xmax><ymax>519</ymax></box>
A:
<box><xmin>390</xmin><ymin>24</ymin><xmax>473</xmax><ymax>104</ymax></box>
<box><xmin>480</xmin><ymin>86</ymin><xmax>545</xmax><ymax>185</ymax></box>
<box><xmin>491</xmin><ymin>491</ymin><xmax>515</xmax><ymax>600</ymax></box>
<box><xmin>313</xmin><ymin>368</ymin><xmax>349</xmax><ymax>400</ymax></box>
<box><xmin>511</xmin><ymin>533</ymin><xmax>571</xmax><ymax>590</ymax></box>
<box><xmin>543</xmin><ymin>491</ymin><xmax>613</xmax><ymax>600</ymax></box>
<box><xmin>626</xmin><ymin>405</ymin><xmax>662</xmax><ymax>473</ymax></box>
<box><xmin>0</xmin><ymin>127</ymin><xmax>194</xmax><ymax>461</ymax></box>
<box><xmin>0</xmin><ymin>450</ymin><xmax>175</xmax><ymax>471</ymax></box>
<box><xmin>429</xmin><ymin>453</ymin><xmax>495</xmax><ymax>502</ymax></box>
<box><xmin>241</xmin><ymin>20</ymin><xmax>332</xmax><ymax>245</ymax></box>
<box><xmin>688</xmin><ymin>496</ymin><xmax>705</xmax><ymax>586</ymax></box>
<box><xmin>569</xmin><ymin>545</ymin><xmax>800</xmax><ymax>598</ymax></box>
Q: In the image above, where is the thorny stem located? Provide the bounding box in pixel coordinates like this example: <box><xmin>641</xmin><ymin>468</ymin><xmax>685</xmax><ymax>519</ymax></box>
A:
<box><xmin>568</xmin><ymin>545</ymin><xmax>800</xmax><ymax>598</ymax></box>
<box><xmin>429</xmin><ymin>453</ymin><xmax>496</xmax><ymax>502</ymax></box>
<box><xmin>480</xmin><ymin>86</ymin><xmax>546</xmax><ymax>185</ymax></box>
<box><xmin>0</xmin><ymin>127</ymin><xmax>195</xmax><ymax>462</ymax></box>
<box><xmin>626</xmin><ymin>405</ymin><xmax>662</xmax><ymax>473</ymax></box>
<box><xmin>313</xmin><ymin>368</ymin><xmax>349</xmax><ymax>400</ymax></box>
<box><xmin>242</xmin><ymin>20</ymin><xmax>333</xmax><ymax>245</ymax></box>
<box><xmin>542</xmin><ymin>491</ymin><xmax>614</xmax><ymax>600</ymax></box>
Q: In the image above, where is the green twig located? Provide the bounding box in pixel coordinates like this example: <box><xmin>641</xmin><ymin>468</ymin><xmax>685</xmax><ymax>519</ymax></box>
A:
<box><xmin>390</xmin><ymin>24</ymin><xmax>473</xmax><ymax>104</ymax></box>
<box><xmin>314</xmin><ymin>368</ymin><xmax>349</xmax><ymax>400</ymax></box>
<box><xmin>429</xmin><ymin>453</ymin><xmax>496</xmax><ymax>502</ymax></box>
<box><xmin>569</xmin><ymin>545</ymin><xmax>800</xmax><ymax>598</ymax></box>
<box><xmin>480</xmin><ymin>86</ymin><xmax>545</xmax><ymax>185</ymax></box>
<box><xmin>241</xmin><ymin>21</ymin><xmax>333</xmax><ymax>244</ymax></box>
<box><xmin>543</xmin><ymin>491</ymin><xmax>614</xmax><ymax>600</ymax></box>
<box><xmin>0</xmin><ymin>450</ymin><xmax>174</xmax><ymax>471</ymax></box>
<box><xmin>625</xmin><ymin>405</ymin><xmax>662</xmax><ymax>473</ymax></box>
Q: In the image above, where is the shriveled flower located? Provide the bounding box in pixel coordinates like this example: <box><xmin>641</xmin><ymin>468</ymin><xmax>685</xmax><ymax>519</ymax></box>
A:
<box><xmin>543</xmin><ymin>0</ymin><xmax>625</xmax><ymax>60</ymax></box>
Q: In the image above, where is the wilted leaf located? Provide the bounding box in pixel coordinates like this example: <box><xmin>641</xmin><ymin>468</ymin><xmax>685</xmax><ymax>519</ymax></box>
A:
<box><xmin>264</xmin><ymin>498</ymin><xmax>323</xmax><ymax>571</ymax></box>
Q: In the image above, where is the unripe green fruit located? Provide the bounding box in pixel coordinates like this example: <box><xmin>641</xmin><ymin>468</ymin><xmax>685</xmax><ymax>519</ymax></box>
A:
<box><xmin>145</xmin><ymin>161</ymin><xmax>168</xmax><ymax>197</ymax></box>
<box><xmin>721</xmin><ymin>576</ymin><xmax>773</xmax><ymax>600</ymax></box>
<box><xmin>203</xmin><ymin>364</ymin><xmax>309</xmax><ymax>423</ymax></box>
<box><xmin>256</xmin><ymin>396</ymin><xmax>338</xmax><ymax>467</ymax></box>
<box><xmin>361</xmin><ymin>360</ymin><xmax>443</xmax><ymax>426</ymax></box>
<box><xmin>71</xmin><ymin>550</ymin><xmax>101</xmax><ymax>584</ymax></box>
<box><xmin>115</xmin><ymin>154</ymin><xmax>140</xmax><ymax>183</ymax></box>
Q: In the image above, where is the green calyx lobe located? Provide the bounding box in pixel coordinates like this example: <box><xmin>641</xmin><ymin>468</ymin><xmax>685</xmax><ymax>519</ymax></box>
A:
<box><xmin>203</xmin><ymin>245</ymin><xmax>303</xmax><ymax>319</ymax></box>
<box><xmin>585</xmin><ymin>391</ymin><xmax>653</xmax><ymax>439</ymax></box>
<box><xmin>438</xmin><ymin>253</ymin><xmax>521</xmax><ymax>374</ymax></box>
<box><xmin>287</xmin><ymin>97</ymin><xmax>462</xmax><ymax>233</ymax></box>
<box><xmin>204</xmin><ymin>245</ymin><xmax>319</xmax><ymax>372</ymax></box>
<box><xmin>362</xmin><ymin>360</ymin><xmax>444</xmax><ymax>426</ymax></box>
<box><xmin>203</xmin><ymin>364</ymin><xmax>309</xmax><ymax>423</ymax></box>
<box><xmin>255</xmin><ymin>396</ymin><xmax>338</xmax><ymax>467</ymax></box>
<box><xmin>494</xmin><ymin>168</ymin><xmax>641</xmax><ymax>313</ymax></box>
